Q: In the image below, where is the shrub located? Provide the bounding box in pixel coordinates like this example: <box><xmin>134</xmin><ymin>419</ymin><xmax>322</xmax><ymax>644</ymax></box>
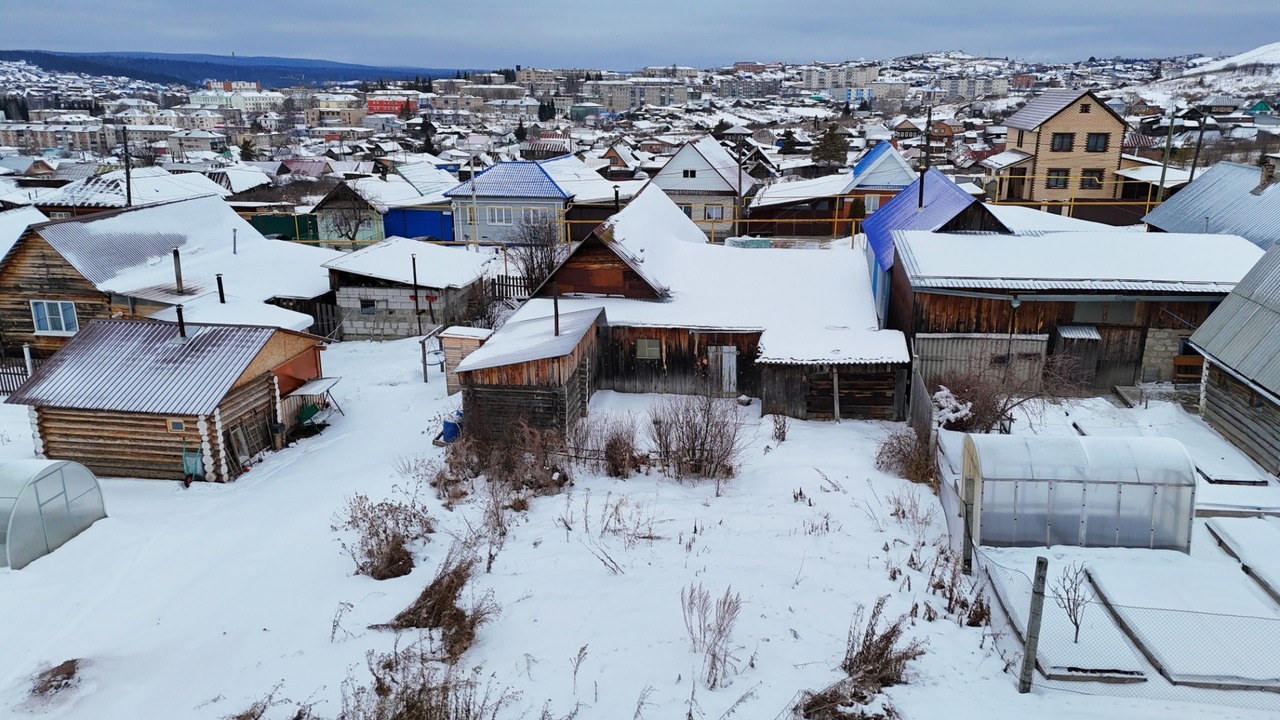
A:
<box><xmin>771</xmin><ymin>414</ymin><xmax>790</xmax><ymax>443</ymax></box>
<box><xmin>332</xmin><ymin>482</ymin><xmax>436</xmax><ymax>580</ymax></box>
<box><xmin>30</xmin><ymin>659</ymin><xmax>79</xmax><ymax>698</ymax></box>
<box><xmin>647</xmin><ymin>392</ymin><xmax>747</xmax><ymax>488</ymax></box>
<box><xmin>841</xmin><ymin>596</ymin><xmax>927</xmax><ymax>690</ymax></box>
<box><xmin>874</xmin><ymin>428</ymin><xmax>935</xmax><ymax>490</ymax></box>
<box><xmin>796</xmin><ymin>679</ymin><xmax>899</xmax><ymax>720</ymax></box>
<box><xmin>601</xmin><ymin>415</ymin><xmax>640</xmax><ymax>478</ymax></box>
<box><xmin>338</xmin><ymin>641</ymin><xmax>515</xmax><ymax>720</ymax></box>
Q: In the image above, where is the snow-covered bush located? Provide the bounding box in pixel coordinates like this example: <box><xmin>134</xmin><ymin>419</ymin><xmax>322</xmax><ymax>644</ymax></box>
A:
<box><xmin>331</xmin><ymin>482</ymin><xmax>435</xmax><ymax>580</ymax></box>
<box><xmin>647</xmin><ymin>392</ymin><xmax>747</xmax><ymax>488</ymax></box>
<box><xmin>841</xmin><ymin>595</ymin><xmax>927</xmax><ymax>689</ymax></box>
<box><xmin>874</xmin><ymin>428</ymin><xmax>935</xmax><ymax>489</ymax></box>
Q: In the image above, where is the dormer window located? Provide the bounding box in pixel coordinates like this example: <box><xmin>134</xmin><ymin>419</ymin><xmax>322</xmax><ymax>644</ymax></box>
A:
<box><xmin>1080</xmin><ymin>103</ymin><xmax>1092</xmax><ymax>113</ymax></box>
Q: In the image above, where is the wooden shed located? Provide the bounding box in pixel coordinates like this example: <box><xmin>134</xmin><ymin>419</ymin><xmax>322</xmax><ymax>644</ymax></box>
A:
<box><xmin>4</xmin><ymin>319</ymin><xmax>325</xmax><ymax>482</ymax></box>
<box><xmin>440</xmin><ymin>326</ymin><xmax>493</xmax><ymax>395</ymax></box>
<box><xmin>454</xmin><ymin>308</ymin><xmax>604</xmax><ymax>437</ymax></box>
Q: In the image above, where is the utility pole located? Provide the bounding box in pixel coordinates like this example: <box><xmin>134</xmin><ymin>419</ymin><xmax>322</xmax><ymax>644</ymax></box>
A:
<box><xmin>923</xmin><ymin>104</ymin><xmax>934</xmax><ymax>170</ymax></box>
<box><xmin>122</xmin><ymin>124</ymin><xmax>133</xmax><ymax>208</ymax></box>
<box><xmin>468</xmin><ymin>154</ymin><xmax>479</xmax><ymax>252</ymax></box>
<box><xmin>1156</xmin><ymin>107</ymin><xmax>1177</xmax><ymax>203</ymax></box>
<box><xmin>1188</xmin><ymin>117</ymin><xmax>1209</xmax><ymax>182</ymax></box>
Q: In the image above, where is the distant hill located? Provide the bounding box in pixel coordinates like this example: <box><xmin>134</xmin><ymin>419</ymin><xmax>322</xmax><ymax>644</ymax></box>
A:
<box><xmin>0</xmin><ymin>50</ymin><xmax>471</xmax><ymax>88</ymax></box>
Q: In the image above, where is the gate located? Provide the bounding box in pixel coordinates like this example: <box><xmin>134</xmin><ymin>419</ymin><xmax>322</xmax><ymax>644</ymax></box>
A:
<box><xmin>1095</xmin><ymin>327</ymin><xmax>1146</xmax><ymax>389</ymax></box>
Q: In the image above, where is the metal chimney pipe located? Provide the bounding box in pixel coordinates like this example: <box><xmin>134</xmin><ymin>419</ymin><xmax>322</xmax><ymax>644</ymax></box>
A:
<box><xmin>172</xmin><ymin>247</ymin><xmax>184</xmax><ymax>294</ymax></box>
<box><xmin>216</xmin><ymin>273</ymin><xmax>226</xmax><ymax>304</ymax></box>
<box><xmin>175</xmin><ymin>304</ymin><xmax>187</xmax><ymax>338</ymax></box>
<box><xmin>552</xmin><ymin>280</ymin><xmax>560</xmax><ymax>337</ymax></box>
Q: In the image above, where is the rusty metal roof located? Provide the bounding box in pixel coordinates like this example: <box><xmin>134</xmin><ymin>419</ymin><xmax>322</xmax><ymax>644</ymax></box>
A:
<box><xmin>4</xmin><ymin>320</ymin><xmax>276</xmax><ymax>415</ymax></box>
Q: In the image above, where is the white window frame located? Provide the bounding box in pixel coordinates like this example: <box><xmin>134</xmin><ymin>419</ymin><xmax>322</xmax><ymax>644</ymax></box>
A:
<box><xmin>522</xmin><ymin>207</ymin><xmax>553</xmax><ymax>225</ymax></box>
<box><xmin>704</xmin><ymin>205</ymin><xmax>725</xmax><ymax>221</ymax></box>
<box><xmin>863</xmin><ymin>194</ymin><xmax>881</xmax><ymax>213</ymax></box>
<box><xmin>636</xmin><ymin>338</ymin><xmax>662</xmax><ymax>360</ymax></box>
<box><xmin>31</xmin><ymin>300</ymin><xmax>79</xmax><ymax>336</ymax></box>
<box><xmin>486</xmin><ymin>206</ymin><xmax>513</xmax><ymax>225</ymax></box>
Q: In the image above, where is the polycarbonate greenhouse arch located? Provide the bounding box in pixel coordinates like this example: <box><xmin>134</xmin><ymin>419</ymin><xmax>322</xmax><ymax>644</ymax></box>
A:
<box><xmin>0</xmin><ymin>460</ymin><xmax>106</xmax><ymax>570</ymax></box>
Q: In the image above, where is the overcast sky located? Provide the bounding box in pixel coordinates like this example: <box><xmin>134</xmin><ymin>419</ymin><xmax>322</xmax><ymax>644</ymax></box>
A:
<box><xmin>4</xmin><ymin>1</ymin><xmax>1276</xmax><ymax>70</ymax></box>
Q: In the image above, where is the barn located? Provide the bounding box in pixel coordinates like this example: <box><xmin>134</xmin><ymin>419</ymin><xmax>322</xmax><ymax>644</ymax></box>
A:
<box><xmin>454</xmin><ymin>187</ymin><xmax>909</xmax><ymax>431</ymax></box>
<box><xmin>5</xmin><ymin>319</ymin><xmax>326</xmax><ymax>482</ymax></box>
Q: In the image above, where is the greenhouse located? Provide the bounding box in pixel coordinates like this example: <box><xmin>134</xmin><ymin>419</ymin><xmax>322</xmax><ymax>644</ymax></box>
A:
<box><xmin>959</xmin><ymin>434</ymin><xmax>1196</xmax><ymax>552</ymax></box>
<box><xmin>0</xmin><ymin>460</ymin><xmax>106</xmax><ymax>570</ymax></box>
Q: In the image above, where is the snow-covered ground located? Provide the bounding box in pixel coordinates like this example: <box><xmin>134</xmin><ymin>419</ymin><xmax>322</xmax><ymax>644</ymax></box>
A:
<box><xmin>3</xmin><ymin>340</ymin><xmax>1280</xmax><ymax>719</ymax></box>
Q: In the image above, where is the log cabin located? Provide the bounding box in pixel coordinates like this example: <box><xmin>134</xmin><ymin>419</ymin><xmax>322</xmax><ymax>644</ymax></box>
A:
<box><xmin>4</xmin><ymin>319</ymin><xmax>326</xmax><ymax>482</ymax></box>
<box><xmin>0</xmin><ymin>195</ymin><xmax>341</xmax><ymax>358</ymax></box>
<box><xmin>1189</xmin><ymin>245</ymin><xmax>1280</xmax><ymax>474</ymax></box>
<box><xmin>889</xmin><ymin>229</ymin><xmax>1264</xmax><ymax>390</ymax></box>
<box><xmin>454</xmin><ymin>186</ymin><xmax>909</xmax><ymax>436</ymax></box>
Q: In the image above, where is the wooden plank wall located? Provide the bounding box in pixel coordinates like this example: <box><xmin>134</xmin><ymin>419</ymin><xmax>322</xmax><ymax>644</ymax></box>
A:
<box><xmin>216</xmin><ymin>373</ymin><xmax>277</xmax><ymax>478</ymax></box>
<box><xmin>596</xmin><ymin>327</ymin><xmax>761</xmax><ymax>397</ymax></box>
<box><xmin>1203</xmin><ymin>365</ymin><xmax>1280</xmax><ymax>474</ymax></box>
<box><xmin>461</xmin><ymin>385</ymin><xmax>568</xmax><ymax>439</ymax></box>
<box><xmin>0</xmin><ymin>232</ymin><xmax>110</xmax><ymax>356</ymax></box>
<box><xmin>758</xmin><ymin>363</ymin><xmax>902</xmax><ymax>420</ymax></box>
<box><xmin>535</xmin><ymin>236</ymin><xmax>661</xmax><ymax>299</ymax></box>
<box><xmin>37</xmin><ymin>407</ymin><xmax>205</xmax><ymax>481</ymax></box>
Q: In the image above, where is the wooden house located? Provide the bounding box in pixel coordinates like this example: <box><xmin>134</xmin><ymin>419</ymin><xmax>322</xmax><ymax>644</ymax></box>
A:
<box><xmin>747</xmin><ymin>142</ymin><xmax>915</xmax><ymax>237</ymax></box>
<box><xmin>1189</xmin><ymin>246</ymin><xmax>1280</xmax><ymax>473</ymax></box>
<box><xmin>454</xmin><ymin>187</ymin><xmax>909</xmax><ymax>434</ymax></box>
<box><xmin>0</xmin><ymin>195</ymin><xmax>340</xmax><ymax>358</ymax></box>
<box><xmin>5</xmin><ymin>319</ymin><xmax>326</xmax><ymax>482</ymax></box>
<box><xmin>321</xmin><ymin>237</ymin><xmax>492</xmax><ymax>340</ymax></box>
<box><xmin>32</xmin><ymin>166</ymin><xmax>232</xmax><ymax>219</ymax></box>
<box><xmin>889</xmin><ymin>229</ymin><xmax>1264</xmax><ymax>389</ymax></box>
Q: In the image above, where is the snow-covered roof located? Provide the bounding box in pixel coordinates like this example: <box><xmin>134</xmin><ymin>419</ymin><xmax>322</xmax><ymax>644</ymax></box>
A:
<box><xmin>964</xmin><ymin>434</ymin><xmax>1195</xmax><ymax>486</ymax></box>
<box><xmin>206</xmin><ymin>166</ymin><xmax>271</xmax><ymax>194</ymax></box>
<box><xmin>750</xmin><ymin>172</ymin><xmax>857</xmax><ymax>209</ymax></box>
<box><xmin>1144</xmin><ymin>162</ymin><xmax>1280</xmax><ymax>249</ymax></box>
<box><xmin>537</xmin><ymin>154</ymin><xmax>632</xmax><ymax>204</ymax></box>
<box><xmin>979</xmin><ymin>149</ymin><xmax>1033</xmax><ymax>170</ymax></box>
<box><xmin>454</xmin><ymin>307</ymin><xmax>604</xmax><ymax>374</ymax></box>
<box><xmin>322</xmin><ymin>236</ymin><xmax>491</xmax><ymax>288</ymax></box>
<box><xmin>502</xmin><ymin>187</ymin><xmax>907</xmax><ymax>366</ymax></box>
<box><xmin>36</xmin><ymin>166</ymin><xmax>231</xmax><ymax>209</ymax></box>
<box><xmin>344</xmin><ymin>175</ymin><xmax>425</xmax><ymax>213</ymax></box>
<box><xmin>147</xmin><ymin>292</ymin><xmax>314</xmax><ymax>332</ymax></box>
<box><xmin>0</xmin><ymin>206</ymin><xmax>47</xmax><ymax>261</ymax></box>
<box><xmin>982</xmin><ymin>204</ymin><xmax>1126</xmax><ymax>232</ymax></box>
<box><xmin>394</xmin><ymin>161</ymin><xmax>459</xmax><ymax>197</ymax></box>
<box><xmin>31</xmin><ymin>195</ymin><xmax>341</xmax><ymax>303</ymax></box>
<box><xmin>894</xmin><ymin>230</ymin><xmax>1263</xmax><ymax>293</ymax></box>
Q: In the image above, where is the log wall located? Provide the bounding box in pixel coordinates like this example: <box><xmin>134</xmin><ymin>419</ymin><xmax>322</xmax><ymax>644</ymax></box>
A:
<box><xmin>36</xmin><ymin>407</ymin><xmax>208</xmax><ymax>481</ymax></box>
<box><xmin>1203</xmin><ymin>365</ymin><xmax>1280</xmax><ymax>474</ymax></box>
<box><xmin>0</xmin><ymin>231</ymin><xmax>109</xmax><ymax>356</ymax></box>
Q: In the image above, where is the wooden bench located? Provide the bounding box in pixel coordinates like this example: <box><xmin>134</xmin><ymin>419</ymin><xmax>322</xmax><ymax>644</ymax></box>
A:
<box><xmin>1172</xmin><ymin>355</ymin><xmax>1204</xmax><ymax>384</ymax></box>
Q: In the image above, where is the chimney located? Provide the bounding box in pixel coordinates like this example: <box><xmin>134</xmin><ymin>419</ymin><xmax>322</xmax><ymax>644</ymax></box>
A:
<box><xmin>1252</xmin><ymin>157</ymin><xmax>1277</xmax><ymax>195</ymax></box>
<box><xmin>552</xmin><ymin>281</ymin><xmax>560</xmax><ymax>337</ymax></box>
<box><xmin>216</xmin><ymin>273</ymin><xmax>226</xmax><ymax>304</ymax></box>
<box><xmin>175</xmin><ymin>304</ymin><xmax>187</xmax><ymax>339</ymax></box>
<box><xmin>172</xmin><ymin>247</ymin><xmax>184</xmax><ymax>294</ymax></box>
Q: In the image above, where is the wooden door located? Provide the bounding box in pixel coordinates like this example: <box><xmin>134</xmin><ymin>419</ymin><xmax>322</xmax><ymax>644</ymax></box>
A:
<box><xmin>708</xmin><ymin>346</ymin><xmax>738</xmax><ymax>396</ymax></box>
<box><xmin>1094</xmin><ymin>327</ymin><xmax>1146</xmax><ymax>389</ymax></box>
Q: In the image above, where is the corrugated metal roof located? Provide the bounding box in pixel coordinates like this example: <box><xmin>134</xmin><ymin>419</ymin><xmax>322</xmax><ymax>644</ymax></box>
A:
<box><xmin>1143</xmin><ymin>162</ymin><xmax>1280</xmax><ymax>249</ymax></box>
<box><xmin>443</xmin><ymin>160</ymin><xmax>569</xmax><ymax>199</ymax></box>
<box><xmin>1057</xmin><ymin>325</ymin><xmax>1102</xmax><ymax>340</ymax></box>
<box><xmin>978</xmin><ymin>149</ymin><xmax>1033</xmax><ymax>170</ymax></box>
<box><xmin>1004</xmin><ymin>89</ymin><xmax>1092</xmax><ymax>131</ymax></box>
<box><xmin>4</xmin><ymin>320</ymin><xmax>277</xmax><ymax>415</ymax></box>
<box><xmin>862</xmin><ymin>168</ymin><xmax>976</xmax><ymax>270</ymax></box>
<box><xmin>1191</xmin><ymin>245</ymin><xmax>1280</xmax><ymax>394</ymax></box>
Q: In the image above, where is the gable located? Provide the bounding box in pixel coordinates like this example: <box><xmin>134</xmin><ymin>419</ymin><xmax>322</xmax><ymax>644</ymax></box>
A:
<box><xmin>0</xmin><ymin>230</ymin><xmax>98</xmax><ymax>295</ymax></box>
<box><xmin>233</xmin><ymin>330</ymin><xmax>322</xmax><ymax>388</ymax></box>
<box><xmin>535</xmin><ymin>235</ymin><xmax>663</xmax><ymax>299</ymax></box>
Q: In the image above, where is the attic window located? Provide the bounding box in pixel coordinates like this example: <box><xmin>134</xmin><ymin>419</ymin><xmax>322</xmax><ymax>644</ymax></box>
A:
<box><xmin>167</xmin><ymin>419</ymin><xmax>186</xmax><ymax>433</ymax></box>
<box><xmin>682</xmin><ymin>169</ymin><xmax>697</xmax><ymax>179</ymax></box>
<box><xmin>1080</xmin><ymin>103</ymin><xmax>1092</xmax><ymax>114</ymax></box>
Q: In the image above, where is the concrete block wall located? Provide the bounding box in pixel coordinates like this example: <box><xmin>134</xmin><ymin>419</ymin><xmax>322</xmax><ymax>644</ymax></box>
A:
<box><xmin>337</xmin><ymin>286</ymin><xmax>468</xmax><ymax>340</ymax></box>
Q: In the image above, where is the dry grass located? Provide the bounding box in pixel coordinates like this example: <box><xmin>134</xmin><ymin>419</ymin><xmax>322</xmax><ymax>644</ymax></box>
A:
<box><xmin>841</xmin><ymin>595</ymin><xmax>927</xmax><ymax>690</ymax></box>
<box><xmin>30</xmin><ymin>659</ymin><xmax>79</xmax><ymax>698</ymax></box>
<box><xmin>874</xmin><ymin>427</ymin><xmax>936</xmax><ymax>490</ymax></box>
<box><xmin>338</xmin><ymin>640</ymin><xmax>515</xmax><ymax>720</ymax></box>
<box><xmin>680</xmin><ymin>582</ymin><xmax>744</xmax><ymax>689</ymax></box>
<box><xmin>385</xmin><ymin>542</ymin><xmax>499</xmax><ymax>664</ymax></box>
<box><xmin>796</xmin><ymin>679</ymin><xmax>900</xmax><ymax>720</ymax></box>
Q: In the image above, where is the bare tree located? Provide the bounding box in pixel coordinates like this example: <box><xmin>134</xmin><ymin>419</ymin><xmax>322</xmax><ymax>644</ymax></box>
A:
<box><xmin>1052</xmin><ymin>562</ymin><xmax>1093</xmax><ymax>644</ymax></box>
<box><xmin>321</xmin><ymin>185</ymin><xmax>376</xmax><ymax>250</ymax></box>
<box><xmin>505</xmin><ymin>218</ymin><xmax>567</xmax><ymax>292</ymax></box>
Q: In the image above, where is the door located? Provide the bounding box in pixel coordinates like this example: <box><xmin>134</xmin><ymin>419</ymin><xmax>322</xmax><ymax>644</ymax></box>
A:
<box><xmin>708</xmin><ymin>346</ymin><xmax>738</xmax><ymax>396</ymax></box>
<box><xmin>1094</xmin><ymin>327</ymin><xmax>1146</xmax><ymax>389</ymax></box>
<box><xmin>1005</xmin><ymin>168</ymin><xmax>1027</xmax><ymax>201</ymax></box>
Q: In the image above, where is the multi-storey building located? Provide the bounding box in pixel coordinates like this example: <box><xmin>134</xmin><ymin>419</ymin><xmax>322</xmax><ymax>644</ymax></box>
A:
<box><xmin>0</xmin><ymin>122</ymin><xmax>107</xmax><ymax>152</ymax></box>
<box><xmin>584</xmin><ymin>79</ymin><xmax>688</xmax><ymax>111</ymax></box>
<box><xmin>714</xmin><ymin>78</ymin><xmax>781</xmax><ymax>99</ymax></box>
<box><xmin>938</xmin><ymin>76</ymin><xmax>1010</xmax><ymax>99</ymax></box>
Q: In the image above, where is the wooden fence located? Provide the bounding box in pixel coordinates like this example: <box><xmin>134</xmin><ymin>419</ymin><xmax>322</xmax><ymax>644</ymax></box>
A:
<box><xmin>0</xmin><ymin>356</ymin><xmax>43</xmax><ymax>395</ymax></box>
<box><xmin>310</xmin><ymin>304</ymin><xmax>345</xmax><ymax>341</ymax></box>
<box><xmin>907</xmin><ymin>365</ymin><xmax>934</xmax><ymax>444</ymax></box>
<box><xmin>490</xmin><ymin>275</ymin><xmax>530</xmax><ymax>301</ymax></box>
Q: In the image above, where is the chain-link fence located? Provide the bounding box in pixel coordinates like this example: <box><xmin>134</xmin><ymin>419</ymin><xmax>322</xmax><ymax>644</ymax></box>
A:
<box><xmin>972</xmin><ymin>547</ymin><xmax>1280</xmax><ymax>712</ymax></box>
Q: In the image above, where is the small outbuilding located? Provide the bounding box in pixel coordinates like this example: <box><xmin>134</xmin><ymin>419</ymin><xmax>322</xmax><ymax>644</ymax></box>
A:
<box><xmin>959</xmin><ymin>434</ymin><xmax>1196</xmax><ymax>552</ymax></box>
<box><xmin>0</xmin><ymin>459</ymin><xmax>106</xmax><ymax>570</ymax></box>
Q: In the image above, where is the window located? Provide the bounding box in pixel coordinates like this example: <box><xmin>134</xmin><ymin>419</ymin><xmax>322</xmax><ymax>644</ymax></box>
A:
<box><xmin>864</xmin><ymin>194</ymin><xmax>880</xmax><ymax>213</ymax></box>
<box><xmin>1046</xmin><ymin>169</ymin><xmax>1069</xmax><ymax>189</ymax></box>
<box><xmin>704</xmin><ymin>205</ymin><xmax>725</xmax><ymax>221</ymax></box>
<box><xmin>31</xmin><ymin>300</ymin><xmax>78</xmax><ymax>335</ymax></box>
<box><xmin>359</xmin><ymin>299</ymin><xmax>377</xmax><ymax>315</ymax></box>
<box><xmin>679</xmin><ymin>204</ymin><xmax>694</xmax><ymax>218</ymax></box>
<box><xmin>486</xmin><ymin>206</ymin><xmax>513</xmax><ymax>225</ymax></box>
<box><xmin>1086</xmin><ymin>133</ymin><xmax>1109</xmax><ymax>152</ymax></box>
<box><xmin>1017</xmin><ymin>130</ymin><xmax>1025</xmax><ymax>146</ymax></box>
<box><xmin>1079</xmin><ymin>103</ymin><xmax>1092</xmax><ymax>114</ymax></box>
<box><xmin>1080</xmin><ymin>169</ymin><xmax>1105</xmax><ymax>189</ymax></box>
<box><xmin>167</xmin><ymin>419</ymin><xmax>186</xmax><ymax>433</ymax></box>
<box><xmin>636</xmin><ymin>338</ymin><xmax>662</xmax><ymax>360</ymax></box>
<box><xmin>1050</xmin><ymin>133</ymin><xmax>1074</xmax><ymax>151</ymax></box>
<box><xmin>522</xmin><ymin>208</ymin><xmax>552</xmax><ymax>225</ymax></box>
<box><xmin>49</xmin><ymin>211</ymin><xmax>71</xmax><ymax>219</ymax></box>
<box><xmin>682</xmin><ymin>169</ymin><xmax>697</xmax><ymax>178</ymax></box>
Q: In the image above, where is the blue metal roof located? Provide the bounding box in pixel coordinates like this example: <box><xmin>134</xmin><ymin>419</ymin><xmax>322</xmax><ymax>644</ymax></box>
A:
<box><xmin>443</xmin><ymin>160</ymin><xmax>570</xmax><ymax>199</ymax></box>
<box><xmin>851</xmin><ymin>141</ymin><xmax>892</xmax><ymax>177</ymax></box>
<box><xmin>862</xmin><ymin>168</ymin><xmax>976</xmax><ymax>270</ymax></box>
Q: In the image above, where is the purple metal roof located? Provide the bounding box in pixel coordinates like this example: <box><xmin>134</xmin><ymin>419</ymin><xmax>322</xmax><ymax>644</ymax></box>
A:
<box><xmin>862</xmin><ymin>168</ymin><xmax>976</xmax><ymax>270</ymax></box>
<box><xmin>443</xmin><ymin>160</ymin><xmax>570</xmax><ymax>199</ymax></box>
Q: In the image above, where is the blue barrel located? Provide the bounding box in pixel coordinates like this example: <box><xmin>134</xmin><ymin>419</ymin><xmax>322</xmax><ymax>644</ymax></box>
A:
<box><xmin>441</xmin><ymin>410</ymin><xmax>463</xmax><ymax>443</ymax></box>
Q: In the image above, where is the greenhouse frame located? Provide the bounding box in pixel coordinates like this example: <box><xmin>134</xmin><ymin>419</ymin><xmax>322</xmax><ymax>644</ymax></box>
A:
<box><xmin>0</xmin><ymin>460</ymin><xmax>106</xmax><ymax>570</ymax></box>
<box><xmin>959</xmin><ymin>434</ymin><xmax>1196</xmax><ymax>552</ymax></box>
